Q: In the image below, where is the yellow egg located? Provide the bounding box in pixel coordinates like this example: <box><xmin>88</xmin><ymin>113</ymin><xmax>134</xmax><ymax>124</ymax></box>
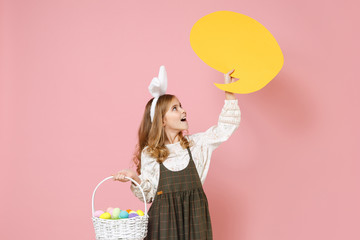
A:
<box><xmin>99</xmin><ymin>212</ymin><xmax>111</xmax><ymax>219</ymax></box>
<box><xmin>190</xmin><ymin>10</ymin><xmax>284</xmax><ymax>94</ymax></box>
<box><xmin>136</xmin><ymin>210</ymin><xmax>144</xmax><ymax>216</ymax></box>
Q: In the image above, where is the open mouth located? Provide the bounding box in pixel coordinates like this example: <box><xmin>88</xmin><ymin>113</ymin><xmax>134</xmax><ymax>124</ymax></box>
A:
<box><xmin>180</xmin><ymin>116</ymin><xmax>187</xmax><ymax>122</ymax></box>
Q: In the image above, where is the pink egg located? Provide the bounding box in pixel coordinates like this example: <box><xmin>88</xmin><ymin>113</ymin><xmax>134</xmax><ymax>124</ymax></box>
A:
<box><xmin>106</xmin><ymin>207</ymin><xmax>114</xmax><ymax>215</ymax></box>
<box><xmin>94</xmin><ymin>210</ymin><xmax>104</xmax><ymax>218</ymax></box>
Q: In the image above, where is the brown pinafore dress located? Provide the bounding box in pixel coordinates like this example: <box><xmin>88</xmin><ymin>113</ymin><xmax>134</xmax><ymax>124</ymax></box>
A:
<box><xmin>144</xmin><ymin>147</ymin><xmax>213</xmax><ymax>240</ymax></box>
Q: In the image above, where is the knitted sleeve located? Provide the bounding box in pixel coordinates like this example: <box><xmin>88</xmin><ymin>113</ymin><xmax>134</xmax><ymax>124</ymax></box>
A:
<box><xmin>191</xmin><ymin>99</ymin><xmax>241</xmax><ymax>150</ymax></box>
<box><xmin>188</xmin><ymin>99</ymin><xmax>241</xmax><ymax>184</ymax></box>
<box><xmin>129</xmin><ymin>148</ymin><xmax>159</xmax><ymax>204</ymax></box>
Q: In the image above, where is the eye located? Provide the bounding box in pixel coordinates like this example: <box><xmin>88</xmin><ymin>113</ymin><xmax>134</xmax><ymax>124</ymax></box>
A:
<box><xmin>172</xmin><ymin>106</ymin><xmax>177</xmax><ymax>110</ymax></box>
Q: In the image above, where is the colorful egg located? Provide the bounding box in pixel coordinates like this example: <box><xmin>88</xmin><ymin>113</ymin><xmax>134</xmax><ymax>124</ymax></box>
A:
<box><xmin>126</xmin><ymin>209</ymin><xmax>132</xmax><ymax>213</ymax></box>
<box><xmin>129</xmin><ymin>210</ymin><xmax>137</xmax><ymax>214</ymax></box>
<box><xmin>112</xmin><ymin>208</ymin><xmax>121</xmax><ymax>219</ymax></box>
<box><xmin>107</xmin><ymin>207</ymin><xmax>114</xmax><ymax>215</ymax></box>
<box><xmin>94</xmin><ymin>210</ymin><xmax>104</xmax><ymax>218</ymax></box>
<box><xmin>99</xmin><ymin>212</ymin><xmax>111</xmax><ymax>219</ymax></box>
<box><xmin>129</xmin><ymin>213</ymin><xmax>139</xmax><ymax>218</ymax></box>
<box><xmin>136</xmin><ymin>210</ymin><xmax>144</xmax><ymax>216</ymax></box>
<box><xmin>120</xmin><ymin>210</ymin><xmax>129</xmax><ymax>218</ymax></box>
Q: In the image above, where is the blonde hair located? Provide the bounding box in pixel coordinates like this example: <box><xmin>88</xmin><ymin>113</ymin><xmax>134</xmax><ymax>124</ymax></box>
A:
<box><xmin>132</xmin><ymin>94</ymin><xmax>194</xmax><ymax>175</ymax></box>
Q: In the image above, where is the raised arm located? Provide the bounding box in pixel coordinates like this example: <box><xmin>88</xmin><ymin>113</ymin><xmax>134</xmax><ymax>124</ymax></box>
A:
<box><xmin>192</xmin><ymin>68</ymin><xmax>241</xmax><ymax>150</ymax></box>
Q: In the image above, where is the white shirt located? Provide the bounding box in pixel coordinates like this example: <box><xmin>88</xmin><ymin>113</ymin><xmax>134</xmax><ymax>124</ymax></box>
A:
<box><xmin>130</xmin><ymin>99</ymin><xmax>241</xmax><ymax>203</ymax></box>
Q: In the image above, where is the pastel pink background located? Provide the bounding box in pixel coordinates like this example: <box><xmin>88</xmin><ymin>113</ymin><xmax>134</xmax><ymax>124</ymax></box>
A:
<box><xmin>1</xmin><ymin>0</ymin><xmax>359</xmax><ymax>239</ymax></box>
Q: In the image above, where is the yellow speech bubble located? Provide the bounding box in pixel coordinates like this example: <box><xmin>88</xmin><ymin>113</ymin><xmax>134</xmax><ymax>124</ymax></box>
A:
<box><xmin>190</xmin><ymin>11</ymin><xmax>284</xmax><ymax>94</ymax></box>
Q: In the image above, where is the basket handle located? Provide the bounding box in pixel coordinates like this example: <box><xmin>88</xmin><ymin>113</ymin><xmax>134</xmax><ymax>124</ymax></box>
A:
<box><xmin>92</xmin><ymin>176</ymin><xmax>148</xmax><ymax>217</ymax></box>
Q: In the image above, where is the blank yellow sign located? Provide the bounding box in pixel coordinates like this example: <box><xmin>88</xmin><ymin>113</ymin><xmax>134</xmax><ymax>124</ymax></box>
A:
<box><xmin>190</xmin><ymin>11</ymin><xmax>284</xmax><ymax>94</ymax></box>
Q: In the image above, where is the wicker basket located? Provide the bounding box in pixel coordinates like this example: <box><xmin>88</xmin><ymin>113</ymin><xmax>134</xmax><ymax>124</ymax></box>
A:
<box><xmin>92</xmin><ymin>176</ymin><xmax>149</xmax><ymax>240</ymax></box>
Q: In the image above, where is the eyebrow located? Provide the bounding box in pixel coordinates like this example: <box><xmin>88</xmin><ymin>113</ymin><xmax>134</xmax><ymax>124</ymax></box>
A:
<box><xmin>171</xmin><ymin>103</ymin><xmax>182</xmax><ymax>108</ymax></box>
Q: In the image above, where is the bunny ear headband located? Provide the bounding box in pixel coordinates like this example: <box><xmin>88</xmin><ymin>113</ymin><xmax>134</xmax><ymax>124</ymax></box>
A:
<box><xmin>148</xmin><ymin>65</ymin><xmax>168</xmax><ymax>123</ymax></box>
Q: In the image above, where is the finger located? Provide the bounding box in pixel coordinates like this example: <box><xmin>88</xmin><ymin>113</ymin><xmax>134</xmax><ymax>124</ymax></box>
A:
<box><xmin>121</xmin><ymin>175</ymin><xmax>128</xmax><ymax>182</ymax></box>
<box><xmin>116</xmin><ymin>173</ymin><xmax>122</xmax><ymax>180</ymax></box>
<box><xmin>226</xmin><ymin>69</ymin><xmax>235</xmax><ymax>75</ymax></box>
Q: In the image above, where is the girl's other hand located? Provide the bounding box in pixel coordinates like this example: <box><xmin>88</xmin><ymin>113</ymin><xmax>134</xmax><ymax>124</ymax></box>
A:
<box><xmin>112</xmin><ymin>169</ymin><xmax>137</xmax><ymax>182</ymax></box>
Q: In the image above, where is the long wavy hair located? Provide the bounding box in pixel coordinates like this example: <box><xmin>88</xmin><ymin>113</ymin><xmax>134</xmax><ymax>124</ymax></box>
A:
<box><xmin>132</xmin><ymin>94</ymin><xmax>194</xmax><ymax>175</ymax></box>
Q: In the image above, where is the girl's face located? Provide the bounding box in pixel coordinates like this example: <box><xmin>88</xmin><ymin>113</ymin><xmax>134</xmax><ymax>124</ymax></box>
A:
<box><xmin>163</xmin><ymin>97</ymin><xmax>188</xmax><ymax>133</ymax></box>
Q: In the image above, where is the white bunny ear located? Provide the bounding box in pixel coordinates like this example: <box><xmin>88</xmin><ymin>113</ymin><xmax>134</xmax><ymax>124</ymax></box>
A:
<box><xmin>157</xmin><ymin>65</ymin><xmax>167</xmax><ymax>95</ymax></box>
<box><xmin>148</xmin><ymin>65</ymin><xmax>168</xmax><ymax>98</ymax></box>
<box><xmin>148</xmin><ymin>65</ymin><xmax>168</xmax><ymax>122</ymax></box>
<box><xmin>148</xmin><ymin>77</ymin><xmax>161</xmax><ymax>98</ymax></box>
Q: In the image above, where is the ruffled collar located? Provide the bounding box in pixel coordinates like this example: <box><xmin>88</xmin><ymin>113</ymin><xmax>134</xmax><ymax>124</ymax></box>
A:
<box><xmin>165</xmin><ymin>141</ymin><xmax>185</xmax><ymax>157</ymax></box>
<box><xmin>165</xmin><ymin>141</ymin><xmax>181</xmax><ymax>146</ymax></box>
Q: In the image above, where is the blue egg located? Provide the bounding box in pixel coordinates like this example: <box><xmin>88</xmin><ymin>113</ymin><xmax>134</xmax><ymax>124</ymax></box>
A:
<box><xmin>119</xmin><ymin>210</ymin><xmax>129</xmax><ymax>218</ymax></box>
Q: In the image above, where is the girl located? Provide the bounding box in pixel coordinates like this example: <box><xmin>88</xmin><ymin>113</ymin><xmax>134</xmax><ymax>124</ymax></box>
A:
<box><xmin>113</xmin><ymin>67</ymin><xmax>241</xmax><ymax>239</ymax></box>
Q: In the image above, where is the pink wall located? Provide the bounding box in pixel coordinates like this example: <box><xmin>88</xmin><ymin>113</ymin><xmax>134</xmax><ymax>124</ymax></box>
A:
<box><xmin>1</xmin><ymin>0</ymin><xmax>359</xmax><ymax>239</ymax></box>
